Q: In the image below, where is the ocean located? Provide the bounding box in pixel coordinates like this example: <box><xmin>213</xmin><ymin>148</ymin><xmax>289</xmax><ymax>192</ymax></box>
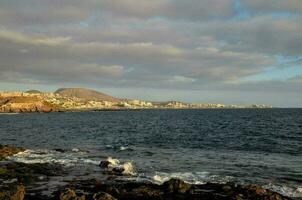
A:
<box><xmin>0</xmin><ymin>109</ymin><xmax>301</xmax><ymax>197</ymax></box>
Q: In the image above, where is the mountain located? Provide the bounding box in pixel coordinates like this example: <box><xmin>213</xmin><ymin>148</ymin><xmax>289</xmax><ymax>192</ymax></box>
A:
<box><xmin>26</xmin><ymin>90</ymin><xmax>42</xmax><ymax>94</ymax></box>
<box><xmin>54</xmin><ymin>88</ymin><xmax>120</xmax><ymax>102</ymax></box>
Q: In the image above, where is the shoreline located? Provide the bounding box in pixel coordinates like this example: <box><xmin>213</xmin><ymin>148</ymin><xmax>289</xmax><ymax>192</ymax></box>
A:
<box><xmin>0</xmin><ymin>107</ymin><xmax>279</xmax><ymax>114</ymax></box>
<box><xmin>0</xmin><ymin>145</ymin><xmax>296</xmax><ymax>200</ymax></box>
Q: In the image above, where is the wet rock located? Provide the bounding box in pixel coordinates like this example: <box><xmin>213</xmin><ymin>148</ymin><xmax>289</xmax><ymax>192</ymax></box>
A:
<box><xmin>0</xmin><ymin>167</ymin><xmax>8</xmax><ymax>175</ymax></box>
<box><xmin>111</xmin><ymin>167</ymin><xmax>125</xmax><ymax>174</ymax></box>
<box><xmin>222</xmin><ymin>185</ymin><xmax>232</xmax><ymax>192</ymax></box>
<box><xmin>99</xmin><ymin>161</ymin><xmax>111</xmax><ymax>169</ymax></box>
<box><xmin>93</xmin><ymin>192</ymin><xmax>117</xmax><ymax>200</ymax></box>
<box><xmin>0</xmin><ymin>162</ymin><xmax>65</xmax><ymax>186</ymax></box>
<box><xmin>129</xmin><ymin>186</ymin><xmax>163</xmax><ymax>200</ymax></box>
<box><xmin>240</xmin><ymin>185</ymin><xmax>289</xmax><ymax>200</ymax></box>
<box><xmin>235</xmin><ymin>193</ymin><xmax>244</xmax><ymax>200</ymax></box>
<box><xmin>162</xmin><ymin>178</ymin><xmax>191</xmax><ymax>194</ymax></box>
<box><xmin>60</xmin><ymin>188</ymin><xmax>85</xmax><ymax>200</ymax></box>
<box><xmin>103</xmin><ymin>185</ymin><xmax>120</xmax><ymax>197</ymax></box>
<box><xmin>50</xmin><ymin>178</ymin><xmax>293</xmax><ymax>200</ymax></box>
<box><xmin>10</xmin><ymin>185</ymin><xmax>25</xmax><ymax>200</ymax></box>
<box><xmin>0</xmin><ymin>184</ymin><xmax>25</xmax><ymax>200</ymax></box>
<box><xmin>54</xmin><ymin>148</ymin><xmax>67</xmax><ymax>153</ymax></box>
<box><xmin>0</xmin><ymin>145</ymin><xmax>25</xmax><ymax>160</ymax></box>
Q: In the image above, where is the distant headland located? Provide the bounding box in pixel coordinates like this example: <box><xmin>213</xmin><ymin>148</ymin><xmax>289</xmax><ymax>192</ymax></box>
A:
<box><xmin>0</xmin><ymin>88</ymin><xmax>272</xmax><ymax>113</ymax></box>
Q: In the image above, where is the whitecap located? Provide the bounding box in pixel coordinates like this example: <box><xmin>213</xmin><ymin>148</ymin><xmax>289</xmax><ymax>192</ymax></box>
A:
<box><xmin>103</xmin><ymin>157</ymin><xmax>135</xmax><ymax>175</ymax></box>
<box><xmin>152</xmin><ymin>171</ymin><xmax>224</xmax><ymax>185</ymax></box>
<box><xmin>107</xmin><ymin>157</ymin><xmax>120</xmax><ymax>166</ymax></box>
<box><xmin>71</xmin><ymin>148</ymin><xmax>80</xmax><ymax>152</ymax></box>
<box><xmin>122</xmin><ymin>162</ymin><xmax>135</xmax><ymax>175</ymax></box>
<box><xmin>7</xmin><ymin>149</ymin><xmax>99</xmax><ymax>167</ymax></box>
<box><xmin>119</xmin><ymin>146</ymin><xmax>128</xmax><ymax>151</ymax></box>
<box><xmin>3</xmin><ymin>178</ymin><xmax>18</xmax><ymax>184</ymax></box>
<box><xmin>264</xmin><ymin>183</ymin><xmax>302</xmax><ymax>198</ymax></box>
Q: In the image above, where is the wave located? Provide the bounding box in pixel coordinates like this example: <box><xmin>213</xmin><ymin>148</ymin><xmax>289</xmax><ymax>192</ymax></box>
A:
<box><xmin>8</xmin><ymin>149</ymin><xmax>99</xmax><ymax>166</ymax></box>
<box><xmin>150</xmin><ymin>172</ymin><xmax>302</xmax><ymax>198</ymax></box>
<box><xmin>151</xmin><ymin>171</ymin><xmax>232</xmax><ymax>185</ymax></box>
<box><xmin>119</xmin><ymin>146</ymin><xmax>132</xmax><ymax>151</ymax></box>
<box><xmin>105</xmin><ymin>157</ymin><xmax>135</xmax><ymax>175</ymax></box>
<box><xmin>6</xmin><ymin>149</ymin><xmax>302</xmax><ymax>198</ymax></box>
<box><xmin>105</xmin><ymin>145</ymin><xmax>134</xmax><ymax>152</ymax></box>
<box><xmin>297</xmin><ymin>186</ymin><xmax>302</xmax><ymax>193</ymax></box>
<box><xmin>8</xmin><ymin>149</ymin><xmax>135</xmax><ymax>175</ymax></box>
<box><xmin>264</xmin><ymin>183</ymin><xmax>302</xmax><ymax>198</ymax></box>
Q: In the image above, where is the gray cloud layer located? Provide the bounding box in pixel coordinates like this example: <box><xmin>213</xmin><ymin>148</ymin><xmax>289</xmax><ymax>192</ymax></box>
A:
<box><xmin>0</xmin><ymin>0</ymin><xmax>301</xmax><ymax>106</ymax></box>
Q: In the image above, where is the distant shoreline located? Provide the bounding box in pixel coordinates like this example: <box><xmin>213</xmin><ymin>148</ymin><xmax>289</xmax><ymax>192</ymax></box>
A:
<box><xmin>0</xmin><ymin>107</ymin><xmax>279</xmax><ymax>114</ymax></box>
<box><xmin>0</xmin><ymin>88</ymin><xmax>273</xmax><ymax>113</ymax></box>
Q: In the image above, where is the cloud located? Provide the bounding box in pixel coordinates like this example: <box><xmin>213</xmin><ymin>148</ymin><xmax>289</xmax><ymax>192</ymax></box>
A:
<box><xmin>0</xmin><ymin>0</ymin><xmax>235</xmax><ymax>28</ymax></box>
<box><xmin>0</xmin><ymin>27</ymin><xmax>276</xmax><ymax>89</ymax></box>
<box><xmin>241</xmin><ymin>0</ymin><xmax>302</xmax><ymax>14</ymax></box>
<box><xmin>0</xmin><ymin>0</ymin><xmax>301</xmax><ymax>106</ymax></box>
<box><xmin>0</xmin><ymin>29</ymin><xmax>70</xmax><ymax>46</ymax></box>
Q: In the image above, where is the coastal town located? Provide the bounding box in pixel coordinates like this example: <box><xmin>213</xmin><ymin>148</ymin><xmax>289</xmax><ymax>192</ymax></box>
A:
<box><xmin>0</xmin><ymin>88</ymin><xmax>272</xmax><ymax>113</ymax></box>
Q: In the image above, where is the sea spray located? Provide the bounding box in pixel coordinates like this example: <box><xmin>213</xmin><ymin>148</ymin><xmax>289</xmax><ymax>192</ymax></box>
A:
<box><xmin>104</xmin><ymin>157</ymin><xmax>135</xmax><ymax>175</ymax></box>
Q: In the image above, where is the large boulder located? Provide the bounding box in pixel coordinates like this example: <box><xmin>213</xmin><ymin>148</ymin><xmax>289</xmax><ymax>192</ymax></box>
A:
<box><xmin>99</xmin><ymin>161</ymin><xmax>111</xmax><ymax>169</ymax></box>
<box><xmin>162</xmin><ymin>178</ymin><xmax>191</xmax><ymax>194</ymax></box>
<box><xmin>93</xmin><ymin>192</ymin><xmax>117</xmax><ymax>200</ymax></box>
<box><xmin>129</xmin><ymin>186</ymin><xmax>163</xmax><ymax>200</ymax></box>
<box><xmin>0</xmin><ymin>145</ymin><xmax>25</xmax><ymax>160</ymax></box>
<box><xmin>240</xmin><ymin>185</ymin><xmax>287</xmax><ymax>200</ymax></box>
<box><xmin>0</xmin><ymin>184</ymin><xmax>25</xmax><ymax>200</ymax></box>
<box><xmin>60</xmin><ymin>188</ymin><xmax>85</xmax><ymax>200</ymax></box>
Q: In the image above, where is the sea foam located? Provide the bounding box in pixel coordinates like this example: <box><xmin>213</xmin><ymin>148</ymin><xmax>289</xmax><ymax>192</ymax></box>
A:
<box><xmin>8</xmin><ymin>149</ymin><xmax>97</xmax><ymax>167</ymax></box>
<box><xmin>105</xmin><ymin>157</ymin><xmax>135</xmax><ymax>175</ymax></box>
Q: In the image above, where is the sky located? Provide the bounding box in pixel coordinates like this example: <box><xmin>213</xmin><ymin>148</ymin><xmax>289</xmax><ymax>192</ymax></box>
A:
<box><xmin>0</xmin><ymin>0</ymin><xmax>302</xmax><ymax>107</ymax></box>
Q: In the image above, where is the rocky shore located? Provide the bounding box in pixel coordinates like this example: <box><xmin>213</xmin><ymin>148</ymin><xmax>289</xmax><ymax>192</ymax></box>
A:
<box><xmin>0</xmin><ymin>145</ymin><xmax>295</xmax><ymax>200</ymax></box>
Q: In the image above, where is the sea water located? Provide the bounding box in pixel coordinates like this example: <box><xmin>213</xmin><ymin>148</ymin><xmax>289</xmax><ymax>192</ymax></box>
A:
<box><xmin>0</xmin><ymin>109</ymin><xmax>301</xmax><ymax>197</ymax></box>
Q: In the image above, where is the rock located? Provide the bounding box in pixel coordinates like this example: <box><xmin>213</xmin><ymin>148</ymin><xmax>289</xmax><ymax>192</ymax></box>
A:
<box><xmin>0</xmin><ymin>162</ymin><xmax>66</xmax><ymax>187</ymax></box>
<box><xmin>162</xmin><ymin>178</ymin><xmax>191</xmax><ymax>194</ymax></box>
<box><xmin>104</xmin><ymin>186</ymin><xmax>120</xmax><ymax>197</ymax></box>
<box><xmin>0</xmin><ymin>184</ymin><xmax>25</xmax><ymax>200</ymax></box>
<box><xmin>112</xmin><ymin>167</ymin><xmax>125</xmax><ymax>174</ymax></box>
<box><xmin>255</xmin><ymin>187</ymin><xmax>267</xmax><ymax>195</ymax></box>
<box><xmin>10</xmin><ymin>185</ymin><xmax>25</xmax><ymax>200</ymax></box>
<box><xmin>0</xmin><ymin>145</ymin><xmax>25</xmax><ymax>160</ymax></box>
<box><xmin>0</xmin><ymin>96</ymin><xmax>58</xmax><ymax>113</ymax></box>
<box><xmin>235</xmin><ymin>194</ymin><xmax>244</xmax><ymax>200</ymax></box>
<box><xmin>93</xmin><ymin>192</ymin><xmax>117</xmax><ymax>200</ymax></box>
<box><xmin>243</xmin><ymin>185</ymin><xmax>267</xmax><ymax>195</ymax></box>
<box><xmin>240</xmin><ymin>185</ymin><xmax>289</xmax><ymax>200</ymax></box>
<box><xmin>60</xmin><ymin>188</ymin><xmax>85</xmax><ymax>200</ymax></box>
<box><xmin>129</xmin><ymin>186</ymin><xmax>163</xmax><ymax>200</ymax></box>
<box><xmin>222</xmin><ymin>185</ymin><xmax>232</xmax><ymax>192</ymax></box>
<box><xmin>99</xmin><ymin>161</ymin><xmax>111</xmax><ymax>168</ymax></box>
<box><xmin>54</xmin><ymin>148</ymin><xmax>67</xmax><ymax>153</ymax></box>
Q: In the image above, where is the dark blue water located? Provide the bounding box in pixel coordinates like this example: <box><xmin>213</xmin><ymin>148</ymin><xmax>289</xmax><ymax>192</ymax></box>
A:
<box><xmin>0</xmin><ymin>109</ymin><xmax>302</xmax><ymax>197</ymax></box>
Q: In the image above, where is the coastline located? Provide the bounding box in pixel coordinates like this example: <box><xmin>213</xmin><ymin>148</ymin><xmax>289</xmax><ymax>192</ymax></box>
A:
<box><xmin>0</xmin><ymin>89</ymin><xmax>273</xmax><ymax>113</ymax></box>
<box><xmin>0</xmin><ymin>145</ymin><xmax>295</xmax><ymax>200</ymax></box>
<box><xmin>0</xmin><ymin>107</ymin><xmax>276</xmax><ymax>114</ymax></box>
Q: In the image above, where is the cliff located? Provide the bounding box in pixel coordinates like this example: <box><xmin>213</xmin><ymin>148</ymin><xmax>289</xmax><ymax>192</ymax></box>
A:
<box><xmin>0</xmin><ymin>96</ymin><xmax>58</xmax><ymax>113</ymax></box>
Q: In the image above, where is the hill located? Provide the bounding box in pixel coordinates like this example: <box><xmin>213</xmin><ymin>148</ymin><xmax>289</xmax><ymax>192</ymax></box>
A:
<box><xmin>25</xmin><ymin>90</ymin><xmax>42</xmax><ymax>94</ymax></box>
<box><xmin>54</xmin><ymin>88</ymin><xmax>120</xmax><ymax>102</ymax></box>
